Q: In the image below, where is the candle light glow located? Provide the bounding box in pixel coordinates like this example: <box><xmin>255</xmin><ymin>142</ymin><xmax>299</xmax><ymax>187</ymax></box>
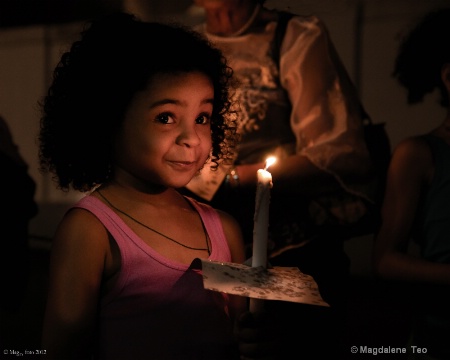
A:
<box><xmin>264</xmin><ymin>156</ymin><xmax>276</xmax><ymax>171</ymax></box>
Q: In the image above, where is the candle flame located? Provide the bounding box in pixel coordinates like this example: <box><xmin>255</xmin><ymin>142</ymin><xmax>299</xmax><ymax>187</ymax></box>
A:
<box><xmin>264</xmin><ymin>156</ymin><xmax>276</xmax><ymax>171</ymax></box>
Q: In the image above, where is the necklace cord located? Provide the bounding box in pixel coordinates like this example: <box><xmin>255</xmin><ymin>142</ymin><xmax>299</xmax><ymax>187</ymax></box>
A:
<box><xmin>97</xmin><ymin>190</ymin><xmax>211</xmax><ymax>255</ymax></box>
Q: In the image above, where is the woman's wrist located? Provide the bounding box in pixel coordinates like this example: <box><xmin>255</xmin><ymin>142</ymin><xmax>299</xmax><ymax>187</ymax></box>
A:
<box><xmin>225</xmin><ymin>166</ymin><xmax>240</xmax><ymax>188</ymax></box>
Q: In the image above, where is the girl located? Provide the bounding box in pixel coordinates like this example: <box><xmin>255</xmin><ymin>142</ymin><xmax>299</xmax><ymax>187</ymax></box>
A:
<box><xmin>373</xmin><ymin>8</ymin><xmax>450</xmax><ymax>360</ymax></box>
<box><xmin>39</xmin><ymin>12</ymin><xmax>255</xmax><ymax>360</ymax></box>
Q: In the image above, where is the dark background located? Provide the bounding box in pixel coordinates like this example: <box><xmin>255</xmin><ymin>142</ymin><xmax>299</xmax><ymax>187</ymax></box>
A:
<box><xmin>0</xmin><ymin>0</ymin><xmax>121</xmax><ymax>28</ymax></box>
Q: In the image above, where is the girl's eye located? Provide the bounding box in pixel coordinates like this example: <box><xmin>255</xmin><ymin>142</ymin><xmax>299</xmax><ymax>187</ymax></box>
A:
<box><xmin>155</xmin><ymin>113</ymin><xmax>174</xmax><ymax>124</ymax></box>
<box><xmin>196</xmin><ymin>113</ymin><xmax>211</xmax><ymax>125</ymax></box>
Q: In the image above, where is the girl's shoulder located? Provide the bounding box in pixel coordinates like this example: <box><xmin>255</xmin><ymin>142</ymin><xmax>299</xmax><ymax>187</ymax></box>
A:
<box><xmin>391</xmin><ymin>135</ymin><xmax>434</xmax><ymax>184</ymax></box>
<box><xmin>55</xmin><ymin>201</ymin><xmax>111</xmax><ymax>254</ymax></box>
<box><xmin>393</xmin><ymin>135</ymin><xmax>432</xmax><ymax>158</ymax></box>
<box><xmin>52</xmin><ymin>196</ymin><xmax>115</xmax><ymax>274</ymax></box>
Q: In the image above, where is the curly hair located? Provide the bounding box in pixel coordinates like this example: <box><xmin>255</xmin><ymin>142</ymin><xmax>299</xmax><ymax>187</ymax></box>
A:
<box><xmin>38</xmin><ymin>12</ymin><xmax>238</xmax><ymax>192</ymax></box>
<box><xmin>392</xmin><ymin>8</ymin><xmax>450</xmax><ymax>108</ymax></box>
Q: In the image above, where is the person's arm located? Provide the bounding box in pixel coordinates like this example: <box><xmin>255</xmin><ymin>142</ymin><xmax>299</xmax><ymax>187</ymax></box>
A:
<box><xmin>234</xmin><ymin>154</ymin><xmax>342</xmax><ymax>198</ymax></box>
<box><xmin>236</xmin><ymin>15</ymin><xmax>372</xmax><ymax>199</ymax></box>
<box><xmin>42</xmin><ymin>208</ymin><xmax>111</xmax><ymax>359</ymax></box>
<box><xmin>373</xmin><ymin>137</ymin><xmax>450</xmax><ymax>285</ymax></box>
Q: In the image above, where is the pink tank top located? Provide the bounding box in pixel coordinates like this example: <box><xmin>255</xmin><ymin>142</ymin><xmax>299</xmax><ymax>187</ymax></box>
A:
<box><xmin>73</xmin><ymin>195</ymin><xmax>239</xmax><ymax>360</ymax></box>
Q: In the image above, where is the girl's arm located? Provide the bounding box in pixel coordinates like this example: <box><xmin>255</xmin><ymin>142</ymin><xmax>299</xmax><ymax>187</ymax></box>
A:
<box><xmin>373</xmin><ymin>137</ymin><xmax>450</xmax><ymax>285</ymax></box>
<box><xmin>41</xmin><ymin>208</ymin><xmax>112</xmax><ymax>359</ymax></box>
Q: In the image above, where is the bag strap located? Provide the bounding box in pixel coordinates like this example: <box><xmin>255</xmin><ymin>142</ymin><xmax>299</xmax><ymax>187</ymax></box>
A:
<box><xmin>271</xmin><ymin>11</ymin><xmax>295</xmax><ymax>68</ymax></box>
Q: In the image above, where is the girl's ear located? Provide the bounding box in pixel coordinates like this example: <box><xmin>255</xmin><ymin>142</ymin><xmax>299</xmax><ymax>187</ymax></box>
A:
<box><xmin>441</xmin><ymin>63</ymin><xmax>450</xmax><ymax>92</ymax></box>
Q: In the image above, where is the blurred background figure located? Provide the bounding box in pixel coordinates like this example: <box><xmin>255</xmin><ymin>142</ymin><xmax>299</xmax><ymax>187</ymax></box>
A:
<box><xmin>373</xmin><ymin>7</ymin><xmax>450</xmax><ymax>360</ymax></box>
<box><xmin>183</xmin><ymin>0</ymin><xmax>383</xmax><ymax>358</ymax></box>
<box><xmin>0</xmin><ymin>114</ymin><xmax>38</xmax><ymax>345</ymax></box>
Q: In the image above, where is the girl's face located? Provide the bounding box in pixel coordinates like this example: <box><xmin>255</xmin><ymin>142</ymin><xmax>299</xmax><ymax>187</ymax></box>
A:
<box><xmin>114</xmin><ymin>71</ymin><xmax>214</xmax><ymax>190</ymax></box>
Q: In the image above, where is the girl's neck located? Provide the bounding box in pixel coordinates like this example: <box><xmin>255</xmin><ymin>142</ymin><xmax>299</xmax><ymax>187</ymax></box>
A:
<box><xmin>98</xmin><ymin>181</ymin><xmax>186</xmax><ymax>209</ymax></box>
<box><xmin>100</xmin><ymin>164</ymin><xmax>173</xmax><ymax>200</ymax></box>
<box><xmin>431</xmin><ymin>110</ymin><xmax>450</xmax><ymax>142</ymax></box>
<box><xmin>441</xmin><ymin>112</ymin><xmax>450</xmax><ymax>134</ymax></box>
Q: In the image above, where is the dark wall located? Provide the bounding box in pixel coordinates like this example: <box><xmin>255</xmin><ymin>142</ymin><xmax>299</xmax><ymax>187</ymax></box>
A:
<box><xmin>0</xmin><ymin>0</ymin><xmax>122</xmax><ymax>28</ymax></box>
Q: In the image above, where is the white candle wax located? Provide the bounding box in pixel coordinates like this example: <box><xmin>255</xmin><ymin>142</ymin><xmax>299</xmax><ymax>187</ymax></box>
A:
<box><xmin>251</xmin><ymin>168</ymin><xmax>272</xmax><ymax>268</ymax></box>
<box><xmin>249</xmin><ymin>158</ymin><xmax>275</xmax><ymax>313</ymax></box>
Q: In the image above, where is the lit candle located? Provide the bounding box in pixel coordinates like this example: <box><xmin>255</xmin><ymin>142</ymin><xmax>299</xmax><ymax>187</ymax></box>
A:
<box><xmin>250</xmin><ymin>156</ymin><xmax>275</xmax><ymax>312</ymax></box>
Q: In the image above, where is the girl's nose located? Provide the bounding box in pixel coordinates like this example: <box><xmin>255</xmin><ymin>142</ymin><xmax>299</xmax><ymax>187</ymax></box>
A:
<box><xmin>176</xmin><ymin>124</ymin><xmax>201</xmax><ymax>147</ymax></box>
